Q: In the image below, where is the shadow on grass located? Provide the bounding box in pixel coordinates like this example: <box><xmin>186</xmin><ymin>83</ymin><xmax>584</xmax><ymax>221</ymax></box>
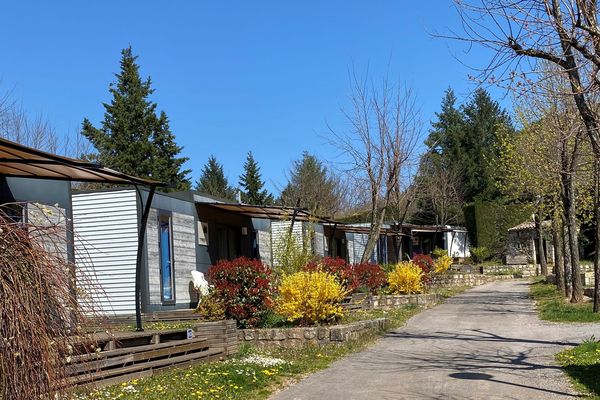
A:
<box><xmin>557</xmin><ymin>340</ymin><xmax>600</xmax><ymax>398</ymax></box>
<box><xmin>529</xmin><ymin>280</ymin><xmax>600</xmax><ymax>323</ymax></box>
<box><xmin>562</xmin><ymin>364</ymin><xmax>600</xmax><ymax>398</ymax></box>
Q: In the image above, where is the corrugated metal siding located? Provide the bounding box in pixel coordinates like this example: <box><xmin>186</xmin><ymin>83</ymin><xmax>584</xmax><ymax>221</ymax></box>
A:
<box><xmin>313</xmin><ymin>231</ymin><xmax>325</xmax><ymax>257</ymax></box>
<box><xmin>346</xmin><ymin>233</ymin><xmax>355</xmax><ymax>264</ymax></box>
<box><xmin>271</xmin><ymin>220</ymin><xmax>304</xmax><ymax>266</ymax></box>
<box><xmin>348</xmin><ymin>233</ymin><xmax>377</xmax><ymax>264</ymax></box>
<box><xmin>257</xmin><ymin>229</ymin><xmax>273</xmax><ymax>266</ymax></box>
<box><xmin>73</xmin><ymin>190</ymin><xmax>138</xmax><ymax>315</ymax></box>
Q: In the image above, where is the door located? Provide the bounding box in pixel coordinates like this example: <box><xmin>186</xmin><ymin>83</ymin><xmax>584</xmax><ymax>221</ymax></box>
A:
<box><xmin>159</xmin><ymin>213</ymin><xmax>175</xmax><ymax>304</ymax></box>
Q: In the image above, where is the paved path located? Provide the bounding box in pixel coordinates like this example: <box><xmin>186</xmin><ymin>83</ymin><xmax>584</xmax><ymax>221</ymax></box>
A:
<box><xmin>271</xmin><ymin>280</ymin><xmax>600</xmax><ymax>400</ymax></box>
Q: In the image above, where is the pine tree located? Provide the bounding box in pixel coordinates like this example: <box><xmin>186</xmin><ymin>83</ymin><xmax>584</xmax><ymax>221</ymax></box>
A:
<box><xmin>195</xmin><ymin>156</ymin><xmax>236</xmax><ymax>200</ymax></box>
<box><xmin>422</xmin><ymin>88</ymin><xmax>513</xmax><ymax>204</ymax></box>
<box><xmin>239</xmin><ymin>151</ymin><xmax>273</xmax><ymax>205</ymax></box>
<box><xmin>279</xmin><ymin>151</ymin><xmax>340</xmax><ymax>216</ymax></box>
<box><xmin>460</xmin><ymin>88</ymin><xmax>513</xmax><ymax>201</ymax></box>
<box><xmin>152</xmin><ymin>111</ymin><xmax>191</xmax><ymax>190</ymax></box>
<box><xmin>81</xmin><ymin>46</ymin><xmax>191</xmax><ymax>189</ymax></box>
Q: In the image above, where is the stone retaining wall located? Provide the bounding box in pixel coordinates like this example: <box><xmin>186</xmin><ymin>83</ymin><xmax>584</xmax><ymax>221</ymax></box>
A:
<box><xmin>479</xmin><ymin>264</ymin><xmax>539</xmax><ymax>277</ymax></box>
<box><xmin>430</xmin><ymin>273</ymin><xmax>514</xmax><ymax>288</ymax></box>
<box><xmin>238</xmin><ymin>318</ymin><xmax>390</xmax><ymax>348</ymax></box>
<box><xmin>341</xmin><ymin>292</ymin><xmax>442</xmax><ymax>311</ymax></box>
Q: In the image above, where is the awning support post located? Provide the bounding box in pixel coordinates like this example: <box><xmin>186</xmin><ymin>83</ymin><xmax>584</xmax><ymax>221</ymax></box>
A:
<box><xmin>135</xmin><ymin>185</ymin><xmax>156</xmax><ymax>332</ymax></box>
<box><xmin>329</xmin><ymin>223</ymin><xmax>338</xmax><ymax>257</ymax></box>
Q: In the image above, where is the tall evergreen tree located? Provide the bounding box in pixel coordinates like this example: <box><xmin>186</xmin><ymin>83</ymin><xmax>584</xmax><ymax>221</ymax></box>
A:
<box><xmin>461</xmin><ymin>88</ymin><xmax>512</xmax><ymax>201</ymax></box>
<box><xmin>195</xmin><ymin>156</ymin><xmax>236</xmax><ymax>200</ymax></box>
<box><xmin>81</xmin><ymin>46</ymin><xmax>191</xmax><ymax>190</ymax></box>
<box><xmin>239</xmin><ymin>151</ymin><xmax>273</xmax><ymax>205</ymax></box>
<box><xmin>279</xmin><ymin>151</ymin><xmax>341</xmax><ymax>216</ymax></box>
<box><xmin>422</xmin><ymin>88</ymin><xmax>513</xmax><ymax>204</ymax></box>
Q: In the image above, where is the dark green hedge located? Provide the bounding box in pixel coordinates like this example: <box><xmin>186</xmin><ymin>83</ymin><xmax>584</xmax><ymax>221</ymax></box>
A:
<box><xmin>463</xmin><ymin>200</ymin><xmax>533</xmax><ymax>257</ymax></box>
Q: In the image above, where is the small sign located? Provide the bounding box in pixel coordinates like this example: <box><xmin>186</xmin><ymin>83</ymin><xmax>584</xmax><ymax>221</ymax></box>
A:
<box><xmin>187</xmin><ymin>329</ymin><xmax>194</xmax><ymax>340</ymax></box>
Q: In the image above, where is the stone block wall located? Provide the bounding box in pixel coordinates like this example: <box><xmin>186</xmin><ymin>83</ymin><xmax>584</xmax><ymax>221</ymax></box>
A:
<box><xmin>430</xmin><ymin>273</ymin><xmax>514</xmax><ymax>288</ymax></box>
<box><xmin>370</xmin><ymin>293</ymin><xmax>441</xmax><ymax>309</ymax></box>
<box><xmin>237</xmin><ymin>318</ymin><xmax>390</xmax><ymax>349</ymax></box>
<box><xmin>479</xmin><ymin>264</ymin><xmax>539</xmax><ymax>277</ymax></box>
<box><xmin>341</xmin><ymin>292</ymin><xmax>442</xmax><ymax>311</ymax></box>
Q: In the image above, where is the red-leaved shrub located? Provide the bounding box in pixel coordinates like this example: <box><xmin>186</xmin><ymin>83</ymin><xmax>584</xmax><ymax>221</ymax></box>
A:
<box><xmin>208</xmin><ymin>257</ymin><xmax>273</xmax><ymax>328</ymax></box>
<box><xmin>412</xmin><ymin>254</ymin><xmax>434</xmax><ymax>283</ymax></box>
<box><xmin>351</xmin><ymin>263</ymin><xmax>386</xmax><ymax>293</ymax></box>
<box><xmin>304</xmin><ymin>257</ymin><xmax>354</xmax><ymax>288</ymax></box>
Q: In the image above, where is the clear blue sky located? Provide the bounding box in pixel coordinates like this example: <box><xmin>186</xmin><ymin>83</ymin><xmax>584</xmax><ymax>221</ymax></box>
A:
<box><xmin>0</xmin><ymin>1</ymin><xmax>504</xmax><ymax>193</ymax></box>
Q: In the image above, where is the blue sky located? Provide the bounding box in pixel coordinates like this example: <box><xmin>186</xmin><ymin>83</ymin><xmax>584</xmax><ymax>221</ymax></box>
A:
<box><xmin>0</xmin><ymin>1</ymin><xmax>504</xmax><ymax>193</ymax></box>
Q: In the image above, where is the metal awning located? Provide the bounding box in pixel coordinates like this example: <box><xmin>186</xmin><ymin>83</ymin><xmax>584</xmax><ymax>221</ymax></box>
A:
<box><xmin>197</xmin><ymin>202</ymin><xmax>336</xmax><ymax>223</ymax></box>
<box><xmin>0</xmin><ymin>137</ymin><xmax>163</xmax><ymax>332</ymax></box>
<box><xmin>328</xmin><ymin>224</ymin><xmax>409</xmax><ymax>237</ymax></box>
<box><xmin>0</xmin><ymin>137</ymin><xmax>159</xmax><ymax>185</ymax></box>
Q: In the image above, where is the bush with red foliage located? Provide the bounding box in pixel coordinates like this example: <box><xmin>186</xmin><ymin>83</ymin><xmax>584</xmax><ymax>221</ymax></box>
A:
<box><xmin>208</xmin><ymin>257</ymin><xmax>273</xmax><ymax>328</ymax></box>
<box><xmin>351</xmin><ymin>263</ymin><xmax>387</xmax><ymax>293</ymax></box>
<box><xmin>412</xmin><ymin>254</ymin><xmax>434</xmax><ymax>283</ymax></box>
<box><xmin>304</xmin><ymin>257</ymin><xmax>354</xmax><ymax>288</ymax></box>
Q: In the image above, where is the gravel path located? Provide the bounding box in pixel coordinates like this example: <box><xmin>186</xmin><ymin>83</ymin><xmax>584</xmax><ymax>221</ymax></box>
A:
<box><xmin>271</xmin><ymin>280</ymin><xmax>600</xmax><ymax>400</ymax></box>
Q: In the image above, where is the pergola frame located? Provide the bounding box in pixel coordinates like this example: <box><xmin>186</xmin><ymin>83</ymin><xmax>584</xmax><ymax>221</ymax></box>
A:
<box><xmin>0</xmin><ymin>137</ymin><xmax>164</xmax><ymax>331</ymax></box>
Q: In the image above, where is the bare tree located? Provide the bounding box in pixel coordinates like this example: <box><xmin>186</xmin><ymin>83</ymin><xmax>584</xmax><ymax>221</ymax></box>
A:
<box><xmin>0</xmin><ymin>85</ymin><xmax>90</xmax><ymax>157</ymax></box>
<box><xmin>330</xmin><ymin>74</ymin><xmax>420</xmax><ymax>263</ymax></box>
<box><xmin>452</xmin><ymin>0</ymin><xmax>600</xmax><ymax>303</ymax></box>
<box><xmin>414</xmin><ymin>155</ymin><xmax>465</xmax><ymax>226</ymax></box>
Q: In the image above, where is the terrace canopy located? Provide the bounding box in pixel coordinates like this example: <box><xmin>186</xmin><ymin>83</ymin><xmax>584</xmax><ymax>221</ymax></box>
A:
<box><xmin>0</xmin><ymin>137</ymin><xmax>162</xmax><ymax>331</ymax></box>
<box><xmin>198</xmin><ymin>202</ymin><xmax>336</xmax><ymax>223</ymax></box>
<box><xmin>0</xmin><ymin>137</ymin><xmax>157</xmax><ymax>185</ymax></box>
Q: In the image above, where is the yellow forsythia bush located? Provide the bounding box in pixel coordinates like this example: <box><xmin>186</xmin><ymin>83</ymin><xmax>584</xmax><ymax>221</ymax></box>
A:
<box><xmin>277</xmin><ymin>271</ymin><xmax>346</xmax><ymax>325</ymax></box>
<box><xmin>388</xmin><ymin>261</ymin><xmax>423</xmax><ymax>294</ymax></box>
<box><xmin>434</xmin><ymin>255</ymin><xmax>453</xmax><ymax>274</ymax></box>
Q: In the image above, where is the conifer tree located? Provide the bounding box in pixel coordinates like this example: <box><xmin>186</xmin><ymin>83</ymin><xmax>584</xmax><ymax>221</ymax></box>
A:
<box><xmin>422</xmin><ymin>88</ymin><xmax>513</xmax><ymax>204</ymax></box>
<box><xmin>279</xmin><ymin>151</ymin><xmax>341</xmax><ymax>216</ymax></box>
<box><xmin>239</xmin><ymin>151</ymin><xmax>273</xmax><ymax>205</ymax></box>
<box><xmin>81</xmin><ymin>46</ymin><xmax>191</xmax><ymax>189</ymax></box>
<box><xmin>195</xmin><ymin>156</ymin><xmax>236</xmax><ymax>200</ymax></box>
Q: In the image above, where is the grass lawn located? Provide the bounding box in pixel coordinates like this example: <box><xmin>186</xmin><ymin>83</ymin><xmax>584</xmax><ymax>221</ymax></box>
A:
<box><xmin>74</xmin><ymin>303</ymin><xmax>421</xmax><ymax>400</ymax></box>
<box><xmin>529</xmin><ymin>279</ymin><xmax>600</xmax><ymax>323</ymax></box>
<box><xmin>556</xmin><ymin>340</ymin><xmax>600</xmax><ymax>399</ymax></box>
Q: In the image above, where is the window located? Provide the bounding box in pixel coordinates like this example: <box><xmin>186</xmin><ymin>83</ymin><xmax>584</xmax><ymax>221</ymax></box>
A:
<box><xmin>198</xmin><ymin>221</ymin><xmax>209</xmax><ymax>246</ymax></box>
<box><xmin>159</xmin><ymin>213</ymin><xmax>175</xmax><ymax>303</ymax></box>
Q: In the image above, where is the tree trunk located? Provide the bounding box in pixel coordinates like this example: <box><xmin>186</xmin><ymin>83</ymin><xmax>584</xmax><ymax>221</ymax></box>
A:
<box><xmin>536</xmin><ymin>211</ymin><xmax>548</xmax><ymax>275</ymax></box>
<box><xmin>563</xmin><ymin>222</ymin><xmax>572</xmax><ymax>299</ymax></box>
<box><xmin>560</xmin><ymin>135</ymin><xmax>583</xmax><ymax>303</ymax></box>
<box><xmin>362</xmin><ymin>207</ymin><xmax>386</xmax><ymax>264</ymax></box>
<box><xmin>553</xmin><ymin>219</ymin><xmax>565</xmax><ymax>295</ymax></box>
<box><xmin>594</xmin><ymin>160</ymin><xmax>600</xmax><ymax>312</ymax></box>
<box><xmin>564</xmin><ymin>177</ymin><xmax>583</xmax><ymax>303</ymax></box>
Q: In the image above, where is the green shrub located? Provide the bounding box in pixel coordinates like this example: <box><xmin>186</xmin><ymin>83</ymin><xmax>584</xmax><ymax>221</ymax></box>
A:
<box><xmin>273</xmin><ymin>228</ymin><xmax>315</xmax><ymax>277</ymax></box>
<box><xmin>470</xmin><ymin>246</ymin><xmax>490</xmax><ymax>264</ymax></box>
<box><xmin>432</xmin><ymin>248</ymin><xmax>447</xmax><ymax>259</ymax></box>
<box><xmin>195</xmin><ymin>290</ymin><xmax>226</xmax><ymax>322</ymax></box>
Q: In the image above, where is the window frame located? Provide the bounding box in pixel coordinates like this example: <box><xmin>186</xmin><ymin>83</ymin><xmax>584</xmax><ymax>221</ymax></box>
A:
<box><xmin>158</xmin><ymin>211</ymin><xmax>176</xmax><ymax>305</ymax></box>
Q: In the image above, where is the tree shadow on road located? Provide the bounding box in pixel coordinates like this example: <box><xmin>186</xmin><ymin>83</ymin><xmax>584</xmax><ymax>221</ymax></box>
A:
<box><xmin>385</xmin><ymin>328</ymin><xmax>580</xmax><ymax>347</ymax></box>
